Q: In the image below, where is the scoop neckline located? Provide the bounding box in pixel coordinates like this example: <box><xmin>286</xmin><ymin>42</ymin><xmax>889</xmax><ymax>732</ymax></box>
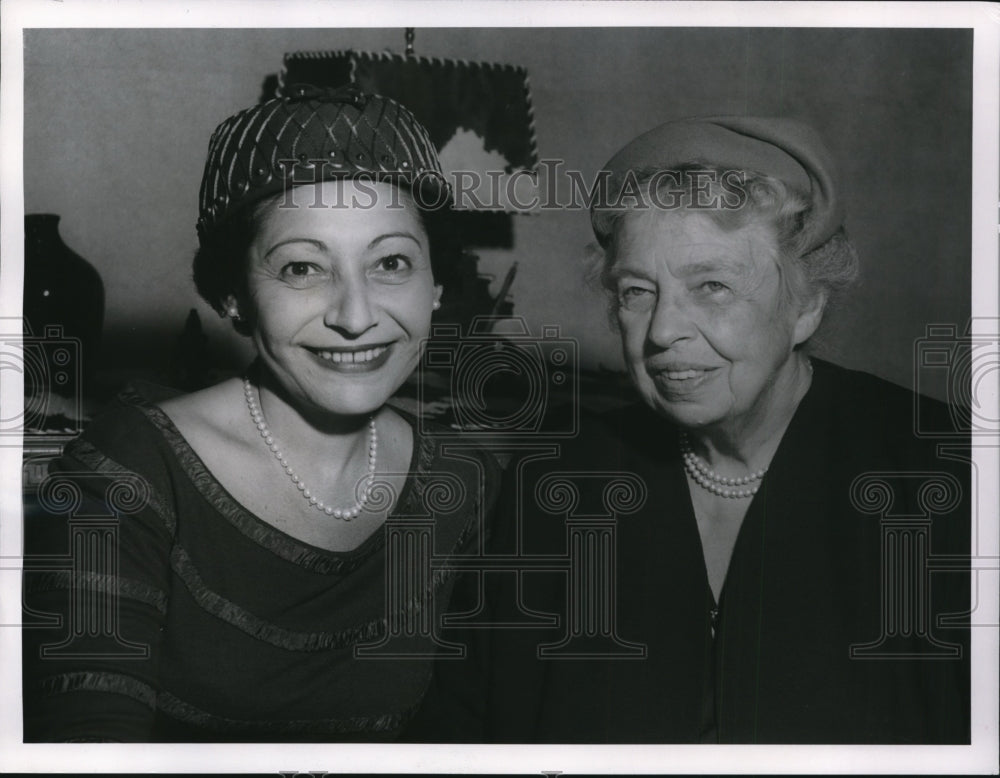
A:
<box><xmin>129</xmin><ymin>386</ymin><xmax>428</xmax><ymax>565</ymax></box>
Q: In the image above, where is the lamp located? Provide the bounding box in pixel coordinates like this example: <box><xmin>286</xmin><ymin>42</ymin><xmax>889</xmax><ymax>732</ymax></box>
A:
<box><xmin>279</xmin><ymin>40</ymin><xmax>540</xmax><ymax>214</ymax></box>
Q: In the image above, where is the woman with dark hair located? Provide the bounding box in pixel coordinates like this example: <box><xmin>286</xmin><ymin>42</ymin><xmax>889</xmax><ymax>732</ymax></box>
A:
<box><xmin>417</xmin><ymin>117</ymin><xmax>970</xmax><ymax>744</ymax></box>
<box><xmin>23</xmin><ymin>85</ymin><xmax>498</xmax><ymax>742</ymax></box>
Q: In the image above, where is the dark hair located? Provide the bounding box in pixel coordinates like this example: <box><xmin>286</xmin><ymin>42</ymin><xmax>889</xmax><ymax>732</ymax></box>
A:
<box><xmin>193</xmin><ymin>184</ymin><xmax>463</xmax><ymax>336</ymax></box>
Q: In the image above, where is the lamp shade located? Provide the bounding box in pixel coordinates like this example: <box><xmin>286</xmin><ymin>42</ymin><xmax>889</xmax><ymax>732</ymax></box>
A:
<box><xmin>280</xmin><ymin>49</ymin><xmax>540</xmax><ymax>212</ymax></box>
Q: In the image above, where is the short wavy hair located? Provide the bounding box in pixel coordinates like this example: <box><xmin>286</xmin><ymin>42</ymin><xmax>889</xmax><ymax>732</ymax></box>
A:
<box><xmin>591</xmin><ymin>164</ymin><xmax>860</xmax><ymax>333</ymax></box>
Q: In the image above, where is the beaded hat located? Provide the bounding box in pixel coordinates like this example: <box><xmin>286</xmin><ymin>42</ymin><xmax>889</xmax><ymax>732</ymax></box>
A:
<box><xmin>591</xmin><ymin>116</ymin><xmax>844</xmax><ymax>255</ymax></box>
<box><xmin>197</xmin><ymin>84</ymin><xmax>450</xmax><ymax>245</ymax></box>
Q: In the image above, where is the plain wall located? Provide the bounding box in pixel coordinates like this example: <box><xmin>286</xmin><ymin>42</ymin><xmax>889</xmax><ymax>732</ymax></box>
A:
<box><xmin>23</xmin><ymin>27</ymin><xmax>972</xmax><ymax>393</ymax></box>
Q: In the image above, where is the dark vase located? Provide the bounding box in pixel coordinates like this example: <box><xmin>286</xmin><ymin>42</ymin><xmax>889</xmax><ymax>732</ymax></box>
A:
<box><xmin>23</xmin><ymin>214</ymin><xmax>104</xmax><ymax>395</ymax></box>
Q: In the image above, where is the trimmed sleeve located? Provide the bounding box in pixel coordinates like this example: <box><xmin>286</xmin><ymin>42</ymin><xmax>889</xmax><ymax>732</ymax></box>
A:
<box><xmin>22</xmin><ymin>403</ymin><xmax>176</xmax><ymax>742</ymax></box>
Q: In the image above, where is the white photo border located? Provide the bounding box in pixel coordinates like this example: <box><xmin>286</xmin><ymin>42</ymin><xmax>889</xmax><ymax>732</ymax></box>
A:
<box><xmin>1</xmin><ymin>1</ymin><xmax>997</xmax><ymax>774</ymax></box>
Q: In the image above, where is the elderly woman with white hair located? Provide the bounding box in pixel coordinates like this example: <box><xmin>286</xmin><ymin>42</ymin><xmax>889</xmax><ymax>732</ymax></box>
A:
<box><xmin>414</xmin><ymin>117</ymin><xmax>970</xmax><ymax>744</ymax></box>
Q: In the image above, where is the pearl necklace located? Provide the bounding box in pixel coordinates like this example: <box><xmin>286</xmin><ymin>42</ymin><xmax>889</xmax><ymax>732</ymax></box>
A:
<box><xmin>679</xmin><ymin>358</ymin><xmax>811</xmax><ymax>498</ymax></box>
<box><xmin>242</xmin><ymin>377</ymin><xmax>376</xmax><ymax>519</ymax></box>
<box><xmin>680</xmin><ymin>432</ymin><xmax>767</xmax><ymax>499</ymax></box>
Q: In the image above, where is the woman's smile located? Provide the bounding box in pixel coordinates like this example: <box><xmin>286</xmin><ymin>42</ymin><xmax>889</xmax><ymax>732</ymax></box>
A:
<box><xmin>305</xmin><ymin>343</ymin><xmax>394</xmax><ymax>372</ymax></box>
<box><xmin>649</xmin><ymin>364</ymin><xmax>720</xmax><ymax>396</ymax></box>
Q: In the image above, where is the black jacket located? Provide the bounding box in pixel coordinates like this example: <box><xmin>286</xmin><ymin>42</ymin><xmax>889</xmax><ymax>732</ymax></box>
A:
<box><xmin>411</xmin><ymin>359</ymin><xmax>971</xmax><ymax>743</ymax></box>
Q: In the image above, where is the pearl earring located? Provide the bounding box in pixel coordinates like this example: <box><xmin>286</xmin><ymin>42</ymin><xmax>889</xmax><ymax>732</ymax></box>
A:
<box><xmin>432</xmin><ymin>300</ymin><xmax>441</xmax><ymax>311</ymax></box>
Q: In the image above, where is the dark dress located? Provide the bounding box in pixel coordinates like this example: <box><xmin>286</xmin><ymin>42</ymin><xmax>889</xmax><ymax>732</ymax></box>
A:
<box><xmin>22</xmin><ymin>384</ymin><xmax>500</xmax><ymax>742</ymax></box>
<box><xmin>413</xmin><ymin>359</ymin><xmax>971</xmax><ymax>743</ymax></box>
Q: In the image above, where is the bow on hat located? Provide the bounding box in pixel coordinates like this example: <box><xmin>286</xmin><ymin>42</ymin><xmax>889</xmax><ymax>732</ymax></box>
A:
<box><xmin>591</xmin><ymin>116</ymin><xmax>845</xmax><ymax>255</ymax></box>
